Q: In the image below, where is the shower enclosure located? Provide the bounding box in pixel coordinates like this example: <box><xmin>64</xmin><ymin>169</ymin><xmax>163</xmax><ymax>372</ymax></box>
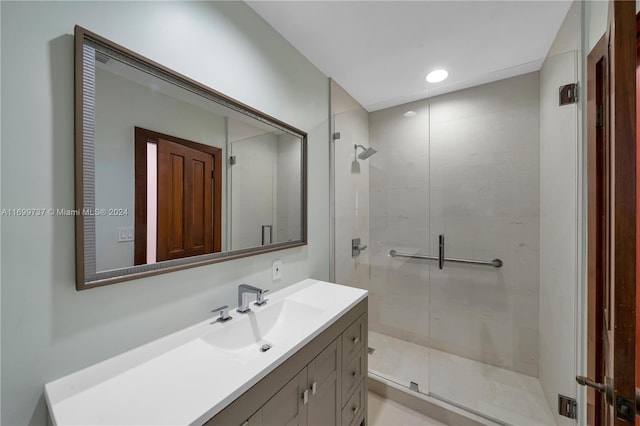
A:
<box><xmin>331</xmin><ymin>50</ymin><xmax>579</xmax><ymax>426</ymax></box>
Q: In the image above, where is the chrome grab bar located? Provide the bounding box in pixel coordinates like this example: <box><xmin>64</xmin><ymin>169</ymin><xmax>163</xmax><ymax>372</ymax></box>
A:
<box><xmin>389</xmin><ymin>249</ymin><xmax>503</xmax><ymax>268</ymax></box>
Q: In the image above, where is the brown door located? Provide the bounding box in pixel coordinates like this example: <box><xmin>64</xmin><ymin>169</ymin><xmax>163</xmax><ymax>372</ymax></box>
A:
<box><xmin>587</xmin><ymin>31</ymin><xmax>609</xmax><ymax>425</ymax></box>
<box><xmin>134</xmin><ymin>127</ymin><xmax>222</xmax><ymax>264</ymax></box>
<box><xmin>583</xmin><ymin>1</ymin><xmax>637</xmax><ymax>425</ymax></box>
<box><xmin>636</xmin><ymin>10</ymin><xmax>640</xmax><ymax>426</ymax></box>
<box><xmin>157</xmin><ymin>138</ymin><xmax>213</xmax><ymax>261</ymax></box>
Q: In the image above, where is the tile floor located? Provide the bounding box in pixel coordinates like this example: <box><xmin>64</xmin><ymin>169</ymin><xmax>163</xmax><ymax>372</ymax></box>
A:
<box><xmin>368</xmin><ymin>331</ymin><xmax>556</xmax><ymax>426</ymax></box>
<box><xmin>368</xmin><ymin>391</ymin><xmax>446</xmax><ymax>426</ymax></box>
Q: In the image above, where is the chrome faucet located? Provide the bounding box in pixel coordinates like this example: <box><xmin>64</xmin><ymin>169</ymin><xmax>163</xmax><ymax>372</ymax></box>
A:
<box><xmin>237</xmin><ymin>284</ymin><xmax>269</xmax><ymax>313</ymax></box>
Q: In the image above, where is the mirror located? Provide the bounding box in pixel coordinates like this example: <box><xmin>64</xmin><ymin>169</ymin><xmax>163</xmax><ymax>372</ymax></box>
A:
<box><xmin>75</xmin><ymin>26</ymin><xmax>307</xmax><ymax>289</ymax></box>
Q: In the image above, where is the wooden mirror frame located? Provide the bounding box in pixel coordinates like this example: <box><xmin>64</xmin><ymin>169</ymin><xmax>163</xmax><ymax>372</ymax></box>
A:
<box><xmin>75</xmin><ymin>26</ymin><xmax>307</xmax><ymax>290</ymax></box>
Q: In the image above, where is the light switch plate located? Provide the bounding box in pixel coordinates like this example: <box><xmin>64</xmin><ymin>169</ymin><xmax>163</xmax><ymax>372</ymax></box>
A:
<box><xmin>117</xmin><ymin>227</ymin><xmax>134</xmax><ymax>242</ymax></box>
<box><xmin>272</xmin><ymin>259</ymin><xmax>282</xmax><ymax>281</ymax></box>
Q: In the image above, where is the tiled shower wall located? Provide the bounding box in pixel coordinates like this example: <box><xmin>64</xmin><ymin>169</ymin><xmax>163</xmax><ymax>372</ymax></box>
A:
<box><xmin>368</xmin><ymin>98</ymin><xmax>431</xmax><ymax>347</ymax></box>
<box><xmin>368</xmin><ymin>72</ymin><xmax>540</xmax><ymax>377</ymax></box>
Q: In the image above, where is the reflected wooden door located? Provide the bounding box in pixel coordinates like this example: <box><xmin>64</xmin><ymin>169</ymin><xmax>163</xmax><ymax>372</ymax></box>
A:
<box><xmin>584</xmin><ymin>1</ymin><xmax>637</xmax><ymax>425</ymax></box>
<box><xmin>157</xmin><ymin>138</ymin><xmax>213</xmax><ymax>261</ymax></box>
<box><xmin>134</xmin><ymin>127</ymin><xmax>222</xmax><ymax>264</ymax></box>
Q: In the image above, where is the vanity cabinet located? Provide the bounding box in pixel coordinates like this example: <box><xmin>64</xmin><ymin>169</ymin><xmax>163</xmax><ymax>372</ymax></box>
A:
<box><xmin>248</xmin><ymin>369</ymin><xmax>308</xmax><ymax>425</ymax></box>
<box><xmin>246</xmin><ymin>340</ymin><xmax>339</xmax><ymax>426</ymax></box>
<box><xmin>307</xmin><ymin>338</ymin><xmax>341</xmax><ymax>425</ymax></box>
<box><xmin>340</xmin><ymin>314</ymin><xmax>366</xmax><ymax>426</ymax></box>
<box><xmin>206</xmin><ymin>299</ymin><xmax>367</xmax><ymax>426</ymax></box>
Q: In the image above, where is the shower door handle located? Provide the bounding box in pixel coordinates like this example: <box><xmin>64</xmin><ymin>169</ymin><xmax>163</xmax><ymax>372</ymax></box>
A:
<box><xmin>438</xmin><ymin>234</ymin><xmax>444</xmax><ymax>269</ymax></box>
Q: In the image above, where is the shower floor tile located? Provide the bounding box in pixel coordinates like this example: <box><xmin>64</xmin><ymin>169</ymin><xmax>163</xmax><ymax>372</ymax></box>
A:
<box><xmin>368</xmin><ymin>331</ymin><xmax>556</xmax><ymax>426</ymax></box>
<box><xmin>369</xmin><ymin>331</ymin><xmax>430</xmax><ymax>390</ymax></box>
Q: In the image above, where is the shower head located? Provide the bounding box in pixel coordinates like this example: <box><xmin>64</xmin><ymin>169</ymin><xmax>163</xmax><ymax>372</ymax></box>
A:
<box><xmin>358</xmin><ymin>147</ymin><xmax>377</xmax><ymax>159</ymax></box>
<box><xmin>354</xmin><ymin>144</ymin><xmax>377</xmax><ymax>160</ymax></box>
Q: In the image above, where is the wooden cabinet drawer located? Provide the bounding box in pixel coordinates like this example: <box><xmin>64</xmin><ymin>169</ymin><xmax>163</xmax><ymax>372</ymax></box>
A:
<box><xmin>341</xmin><ymin>350</ymin><xmax>364</xmax><ymax>402</ymax></box>
<box><xmin>342</xmin><ymin>315</ymin><xmax>364</xmax><ymax>363</ymax></box>
<box><xmin>341</xmin><ymin>380</ymin><xmax>365</xmax><ymax>426</ymax></box>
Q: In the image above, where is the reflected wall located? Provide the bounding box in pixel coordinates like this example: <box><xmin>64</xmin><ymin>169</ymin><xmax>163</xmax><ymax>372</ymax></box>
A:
<box><xmin>94</xmin><ymin>64</ymin><xmax>227</xmax><ymax>271</ymax></box>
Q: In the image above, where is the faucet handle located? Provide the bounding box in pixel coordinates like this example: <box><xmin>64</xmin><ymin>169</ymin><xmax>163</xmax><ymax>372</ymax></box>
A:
<box><xmin>212</xmin><ymin>305</ymin><xmax>232</xmax><ymax>323</ymax></box>
<box><xmin>255</xmin><ymin>289</ymin><xmax>270</xmax><ymax>306</ymax></box>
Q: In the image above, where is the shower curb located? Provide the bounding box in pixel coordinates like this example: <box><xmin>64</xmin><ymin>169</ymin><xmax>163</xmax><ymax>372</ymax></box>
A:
<box><xmin>368</xmin><ymin>373</ymin><xmax>504</xmax><ymax>426</ymax></box>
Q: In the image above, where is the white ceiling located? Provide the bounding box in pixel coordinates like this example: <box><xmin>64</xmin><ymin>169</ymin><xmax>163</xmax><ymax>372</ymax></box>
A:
<box><xmin>247</xmin><ymin>1</ymin><xmax>573</xmax><ymax>111</ymax></box>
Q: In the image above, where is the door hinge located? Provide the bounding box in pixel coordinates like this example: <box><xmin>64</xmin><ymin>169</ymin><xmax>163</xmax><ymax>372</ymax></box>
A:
<box><xmin>558</xmin><ymin>394</ymin><xmax>577</xmax><ymax>419</ymax></box>
<box><xmin>559</xmin><ymin>83</ymin><xmax>578</xmax><ymax>106</ymax></box>
<box><xmin>332</xmin><ymin>132</ymin><xmax>341</xmax><ymax>141</ymax></box>
<box><xmin>229</xmin><ymin>155</ymin><xmax>236</xmax><ymax>165</ymax></box>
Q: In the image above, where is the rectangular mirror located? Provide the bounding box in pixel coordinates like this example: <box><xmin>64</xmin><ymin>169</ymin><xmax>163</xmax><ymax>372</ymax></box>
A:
<box><xmin>75</xmin><ymin>26</ymin><xmax>307</xmax><ymax>289</ymax></box>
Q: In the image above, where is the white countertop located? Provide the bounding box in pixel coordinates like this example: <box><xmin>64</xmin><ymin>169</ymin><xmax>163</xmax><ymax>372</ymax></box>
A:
<box><xmin>44</xmin><ymin>279</ymin><xmax>367</xmax><ymax>425</ymax></box>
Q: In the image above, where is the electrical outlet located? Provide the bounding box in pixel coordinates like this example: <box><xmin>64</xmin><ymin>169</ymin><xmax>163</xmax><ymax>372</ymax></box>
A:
<box><xmin>272</xmin><ymin>259</ymin><xmax>282</xmax><ymax>281</ymax></box>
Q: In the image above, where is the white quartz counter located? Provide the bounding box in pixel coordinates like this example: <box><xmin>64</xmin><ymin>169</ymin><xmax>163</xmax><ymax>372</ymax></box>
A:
<box><xmin>44</xmin><ymin>279</ymin><xmax>367</xmax><ymax>425</ymax></box>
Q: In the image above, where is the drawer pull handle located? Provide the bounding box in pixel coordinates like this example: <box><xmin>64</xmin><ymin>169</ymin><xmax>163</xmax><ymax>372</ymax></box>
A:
<box><xmin>352</xmin><ymin>337</ymin><xmax>360</xmax><ymax>344</ymax></box>
<box><xmin>302</xmin><ymin>389</ymin><xmax>309</xmax><ymax>405</ymax></box>
<box><xmin>351</xmin><ymin>371</ymin><xmax>357</xmax><ymax>378</ymax></box>
<box><xmin>311</xmin><ymin>381</ymin><xmax>317</xmax><ymax>395</ymax></box>
<box><xmin>352</xmin><ymin>405</ymin><xmax>360</xmax><ymax>415</ymax></box>
<box><xmin>241</xmin><ymin>422</ymin><xmax>249</xmax><ymax>426</ymax></box>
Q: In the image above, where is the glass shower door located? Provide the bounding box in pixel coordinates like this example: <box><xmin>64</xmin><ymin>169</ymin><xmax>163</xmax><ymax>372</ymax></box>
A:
<box><xmin>426</xmin><ymin>63</ymin><xmax>571</xmax><ymax>424</ymax></box>
<box><xmin>366</xmin><ymin>101</ymin><xmax>431</xmax><ymax>395</ymax></box>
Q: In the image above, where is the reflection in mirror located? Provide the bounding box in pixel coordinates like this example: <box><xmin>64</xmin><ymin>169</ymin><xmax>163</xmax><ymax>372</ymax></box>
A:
<box><xmin>94</xmin><ymin>55</ymin><xmax>226</xmax><ymax>271</ymax></box>
<box><xmin>76</xmin><ymin>26</ymin><xmax>307</xmax><ymax>289</ymax></box>
<box><xmin>228</xmin><ymin>118</ymin><xmax>302</xmax><ymax>250</ymax></box>
<box><xmin>132</xmin><ymin>127</ymin><xmax>222</xmax><ymax>266</ymax></box>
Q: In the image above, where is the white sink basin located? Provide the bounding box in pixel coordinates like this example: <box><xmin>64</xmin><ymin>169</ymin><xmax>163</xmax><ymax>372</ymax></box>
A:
<box><xmin>44</xmin><ymin>279</ymin><xmax>367</xmax><ymax>426</ymax></box>
<box><xmin>200</xmin><ymin>299</ymin><xmax>324</xmax><ymax>362</ymax></box>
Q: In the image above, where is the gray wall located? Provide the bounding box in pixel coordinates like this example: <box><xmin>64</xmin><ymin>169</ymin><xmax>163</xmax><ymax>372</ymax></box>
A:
<box><xmin>0</xmin><ymin>2</ymin><xmax>329</xmax><ymax>425</ymax></box>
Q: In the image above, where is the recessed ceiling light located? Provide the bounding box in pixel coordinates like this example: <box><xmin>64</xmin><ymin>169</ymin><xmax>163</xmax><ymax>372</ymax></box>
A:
<box><xmin>403</xmin><ymin>111</ymin><xmax>416</xmax><ymax>117</ymax></box>
<box><xmin>426</xmin><ymin>69</ymin><xmax>448</xmax><ymax>83</ymax></box>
